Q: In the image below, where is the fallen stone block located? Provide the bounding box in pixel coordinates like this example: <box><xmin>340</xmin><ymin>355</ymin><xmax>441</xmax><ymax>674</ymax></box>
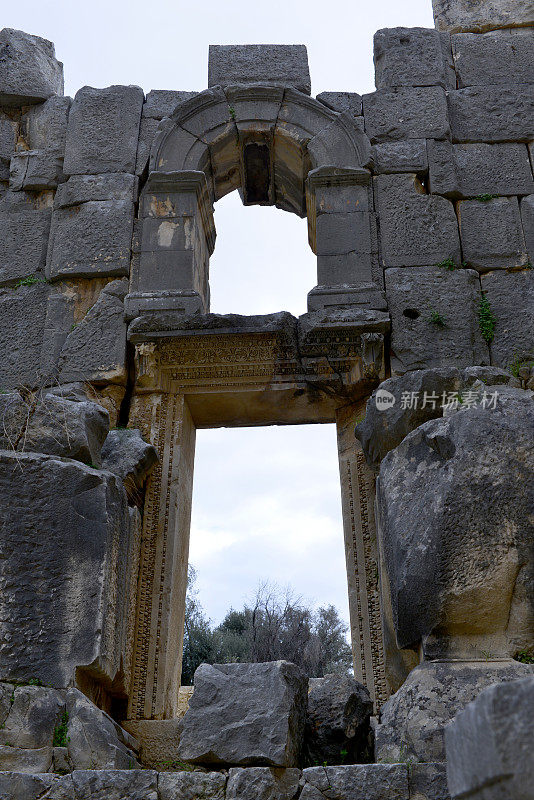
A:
<box><xmin>46</xmin><ymin>174</ymin><xmax>137</xmax><ymax>280</ymax></box>
<box><xmin>452</xmin><ymin>29</ymin><xmax>534</xmax><ymax>88</ymax></box>
<box><xmin>305</xmin><ymin>674</ymin><xmax>372</xmax><ymax>766</ymax></box>
<box><xmin>58</xmin><ymin>279</ymin><xmax>128</xmax><ymax>384</ymax></box>
<box><xmin>373</xmin><ymin>139</ymin><xmax>427</xmax><ymax>174</ymax></box>
<box><xmin>0</xmin><ymin>28</ymin><xmax>64</xmax><ymax>106</ymax></box>
<box><xmin>448</xmin><ymin>85</ymin><xmax>534</xmax><ymax>142</ymax></box>
<box><xmin>0</xmin><ymin>685</ymin><xmax>63</xmax><ymax>750</ymax></box>
<box><xmin>374</xmin><ymin>27</ymin><xmax>455</xmax><ymax>89</ymax></box>
<box><xmin>375</xmin><ymin>661</ymin><xmax>533</xmax><ymax>763</ymax></box>
<box><xmin>63</xmin><ymin>85</ymin><xmax>144</xmax><ymax>175</ymax></box>
<box><xmin>301</xmin><ymin>764</ymin><xmax>408</xmax><ymax>800</ymax></box>
<box><xmin>227</xmin><ymin>767</ymin><xmax>300</xmax><ymax>800</ymax></box>
<box><xmin>363</xmin><ymin>87</ymin><xmax>449</xmax><ymax>143</ymax></box>
<box><xmin>209</xmin><ymin>45</ymin><xmax>311</xmax><ymax>94</ymax></box>
<box><xmin>178</xmin><ymin>661</ymin><xmax>308</xmax><ymax>766</ymax></box>
<box><xmin>0</xmin><ymin>772</ymin><xmax>56</xmax><ymax>800</ymax></box>
<box><xmin>0</xmin><ymin>745</ymin><xmax>52</xmax><ymax>773</ymax></box>
<box><xmin>376</xmin><ymin>386</ymin><xmax>534</xmax><ymax>660</ymax></box>
<box><xmin>432</xmin><ymin>0</ymin><xmax>534</xmax><ymax>33</ymax></box>
<box><xmin>375</xmin><ymin>174</ymin><xmax>460</xmax><ymax>268</ymax></box>
<box><xmin>160</xmin><ymin>771</ymin><xmax>227</xmax><ymax>800</ymax></box>
<box><xmin>0</xmin><ymin>451</ymin><xmax>134</xmax><ymax>688</ymax></box>
<box><xmin>101</xmin><ymin>428</ymin><xmax>158</xmax><ymax>498</ymax></box>
<box><xmin>459</xmin><ymin>197</ymin><xmax>528</xmax><ymax>271</ymax></box>
<box><xmin>445</xmin><ymin>676</ymin><xmax>534</xmax><ymax>799</ymax></box>
<box><xmin>481</xmin><ymin>270</ymin><xmax>534</xmax><ymax>370</ymax></box>
<box><xmin>66</xmin><ymin>689</ymin><xmax>138</xmax><ymax>770</ymax></box>
<box><xmin>385</xmin><ymin>266</ymin><xmax>489</xmax><ymax>374</ymax></box>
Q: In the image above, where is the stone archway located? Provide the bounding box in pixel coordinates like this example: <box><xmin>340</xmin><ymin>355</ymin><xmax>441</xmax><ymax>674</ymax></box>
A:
<box><xmin>124</xmin><ymin>85</ymin><xmax>391</xmax><ymax>722</ymax></box>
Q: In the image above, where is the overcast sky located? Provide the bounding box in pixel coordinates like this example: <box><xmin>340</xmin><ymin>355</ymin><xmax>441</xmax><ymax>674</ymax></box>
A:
<box><xmin>5</xmin><ymin>0</ymin><xmax>434</xmax><ymax>626</ymax></box>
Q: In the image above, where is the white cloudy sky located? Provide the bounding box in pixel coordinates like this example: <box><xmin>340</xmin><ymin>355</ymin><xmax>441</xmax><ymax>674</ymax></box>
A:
<box><xmin>5</xmin><ymin>0</ymin><xmax>434</xmax><ymax>626</ymax></box>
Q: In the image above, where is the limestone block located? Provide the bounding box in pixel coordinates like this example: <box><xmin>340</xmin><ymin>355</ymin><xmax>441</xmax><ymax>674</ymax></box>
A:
<box><xmin>375</xmin><ymin>661</ymin><xmax>533</xmax><ymax>763</ymax></box>
<box><xmin>9</xmin><ymin>150</ymin><xmax>64</xmax><ymax>191</ymax></box>
<box><xmin>0</xmin><ymin>282</ymin><xmax>51</xmax><ymax>389</ymax></box>
<box><xmin>385</xmin><ymin>267</ymin><xmax>489</xmax><ymax>373</ymax></box>
<box><xmin>70</xmin><ymin>769</ymin><xmax>158</xmax><ymax>800</ymax></box>
<box><xmin>372</xmin><ymin>139</ymin><xmax>427</xmax><ymax>174</ymax></box>
<box><xmin>46</xmin><ymin>174</ymin><xmax>137</xmax><ymax>280</ymax></box>
<box><xmin>63</xmin><ymin>85</ymin><xmax>144</xmax><ymax>175</ymax></box>
<box><xmin>135</xmin><ymin>116</ymin><xmax>159</xmax><ymax>176</ymax></box>
<box><xmin>481</xmin><ymin>270</ymin><xmax>534</xmax><ymax>370</ymax></box>
<box><xmin>178</xmin><ymin>661</ymin><xmax>308</xmax><ymax>766</ymax></box>
<box><xmin>58</xmin><ymin>279</ymin><xmax>128</xmax><ymax>384</ymax></box>
<box><xmin>521</xmin><ymin>194</ymin><xmax>534</xmax><ymax>264</ymax></box>
<box><xmin>459</xmin><ymin>197</ymin><xmax>528</xmax><ymax>271</ymax></box>
<box><xmin>374</xmin><ymin>28</ymin><xmax>455</xmax><ymax>89</ymax></box>
<box><xmin>410</xmin><ymin>763</ymin><xmax>450</xmax><ymax>800</ymax></box>
<box><xmin>0</xmin><ymin>745</ymin><xmax>52</xmax><ymax>773</ymax></box>
<box><xmin>160</xmin><ymin>771</ymin><xmax>227</xmax><ymax>800</ymax></box>
<box><xmin>0</xmin><ymin>451</ymin><xmax>133</xmax><ymax>687</ymax></box>
<box><xmin>0</xmin><ymin>28</ymin><xmax>63</xmax><ymax>106</ymax></box>
<box><xmin>0</xmin><ymin>772</ymin><xmax>56</xmax><ymax>800</ymax></box>
<box><xmin>428</xmin><ymin>140</ymin><xmax>534</xmax><ymax>198</ymax></box>
<box><xmin>362</xmin><ymin>87</ymin><xmax>449</xmax><ymax>143</ymax></box>
<box><xmin>143</xmin><ymin>89</ymin><xmax>196</xmax><ymax>119</ymax></box>
<box><xmin>66</xmin><ymin>689</ymin><xmax>138</xmax><ymax>770</ymax></box>
<box><xmin>356</xmin><ymin>366</ymin><xmax>519</xmax><ymax>466</ymax></box>
<box><xmin>376</xmin><ymin>386</ymin><xmax>534</xmax><ymax>658</ymax></box>
<box><xmin>101</xmin><ymin>428</ymin><xmax>158</xmax><ymax>497</ymax></box>
<box><xmin>432</xmin><ymin>0</ymin><xmax>534</xmax><ymax>33</ymax></box>
<box><xmin>452</xmin><ymin>29</ymin><xmax>534</xmax><ymax>88</ymax></box>
<box><xmin>209</xmin><ymin>45</ymin><xmax>311</xmax><ymax>94</ymax></box>
<box><xmin>0</xmin><ymin>192</ymin><xmax>52</xmax><ymax>287</ymax></box>
<box><xmin>307</xmin><ymin>114</ymin><xmax>372</xmax><ymax>170</ymax></box>
<box><xmin>448</xmin><ymin>85</ymin><xmax>534</xmax><ymax>142</ymax></box>
<box><xmin>53</xmin><ymin>746</ymin><xmax>70</xmax><ymax>774</ymax></box>
<box><xmin>445</xmin><ymin>676</ymin><xmax>534</xmax><ymax>799</ymax></box>
<box><xmin>0</xmin><ymin>113</ymin><xmax>17</xmax><ymax>179</ymax></box>
<box><xmin>0</xmin><ymin>685</ymin><xmax>63</xmax><ymax>749</ymax></box>
<box><xmin>375</xmin><ymin>174</ymin><xmax>460</xmax><ymax>268</ymax></box>
<box><xmin>226</xmin><ymin>768</ymin><xmax>300</xmax><ymax>800</ymax></box>
<box><xmin>300</xmin><ymin>764</ymin><xmax>408</xmax><ymax>800</ymax></box>
<box><xmin>122</xmin><ymin>719</ymin><xmax>184</xmax><ymax>770</ymax></box>
<box><xmin>304</xmin><ymin>674</ymin><xmax>372</xmax><ymax>766</ymax></box>
<box><xmin>316</xmin><ymin>92</ymin><xmax>362</xmax><ymax>117</ymax></box>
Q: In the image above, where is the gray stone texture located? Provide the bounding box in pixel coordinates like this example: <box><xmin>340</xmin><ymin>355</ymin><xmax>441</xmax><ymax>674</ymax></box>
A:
<box><xmin>376</xmin><ymin>386</ymin><xmax>534</xmax><ymax>658</ymax></box>
<box><xmin>0</xmin><ymin>772</ymin><xmax>56</xmax><ymax>800</ymax></box>
<box><xmin>21</xmin><ymin>95</ymin><xmax>71</xmax><ymax>151</ymax></box>
<box><xmin>178</xmin><ymin>661</ymin><xmax>308</xmax><ymax>766</ymax></box>
<box><xmin>70</xmin><ymin>769</ymin><xmax>158</xmax><ymax>800</ymax></box>
<box><xmin>445</xmin><ymin>676</ymin><xmax>534</xmax><ymax>800</ymax></box>
<box><xmin>0</xmin><ymin>686</ymin><xmax>63</xmax><ymax>749</ymax></box>
<box><xmin>452</xmin><ymin>28</ymin><xmax>534</xmax><ymax>88</ymax></box>
<box><xmin>160</xmin><ymin>771</ymin><xmax>227</xmax><ymax>800</ymax></box>
<box><xmin>428</xmin><ymin>140</ymin><xmax>534</xmax><ymax>198</ymax></box>
<box><xmin>300</xmin><ymin>764</ymin><xmax>408</xmax><ymax>800</ymax></box>
<box><xmin>0</xmin><ymin>451</ymin><xmax>133</xmax><ymax>688</ymax></box>
<box><xmin>101</xmin><ymin>428</ymin><xmax>158</xmax><ymax>499</ymax></box>
<box><xmin>385</xmin><ymin>267</ymin><xmax>489</xmax><ymax>374</ymax></box>
<box><xmin>375</xmin><ymin>661</ymin><xmax>533</xmax><ymax>763</ymax></box>
<box><xmin>63</xmin><ymin>85</ymin><xmax>144</xmax><ymax>175</ymax></box>
<box><xmin>209</xmin><ymin>45</ymin><xmax>311</xmax><ymax>94</ymax></box>
<box><xmin>374</xmin><ymin>28</ymin><xmax>455</xmax><ymax>89</ymax></box>
<box><xmin>375</xmin><ymin>174</ymin><xmax>460</xmax><ymax>268</ymax></box>
<box><xmin>459</xmin><ymin>197</ymin><xmax>528</xmax><ymax>271</ymax></box>
<box><xmin>0</xmin><ymin>113</ymin><xmax>17</xmax><ymax>180</ymax></box>
<box><xmin>305</xmin><ymin>674</ymin><xmax>372</xmax><ymax>766</ymax></box>
<box><xmin>66</xmin><ymin>689</ymin><xmax>138</xmax><ymax>770</ymax></box>
<box><xmin>316</xmin><ymin>92</ymin><xmax>362</xmax><ymax>117</ymax></box>
<box><xmin>226</xmin><ymin>767</ymin><xmax>300</xmax><ymax>800</ymax></box>
<box><xmin>0</xmin><ymin>282</ymin><xmax>51</xmax><ymax>389</ymax></box>
<box><xmin>46</xmin><ymin>174</ymin><xmax>137</xmax><ymax>280</ymax></box>
<box><xmin>143</xmin><ymin>89</ymin><xmax>197</xmax><ymax>120</ymax></box>
<box><xmin>0</xmin><ymin>28</ymin><xmax>64</xmax><ymax>106</ymax></box>
<box><xmin>432</xmin><ymin>0</ymin><xmax>534</xmax><ymax>33</ymax></box>
<box><xmin>355</xmin><ymin>366</ymin><xmax>519</xmax><ymax>466</ymax></box>
<box><xmin>363</xmin><ymin>87</ymin><xmax>449</xmax><ymax>143</ymax></box>
<box><xmin>410</xmin><ymin>762</ymin><xmax>451</xmax><ymax>800</ymax></box>
<box><xmin>448</xmin><ymin>85</ymin><xmax>534</xmax><ymax>142</ymax></box>
<box><xmin>373</xmin><ymin>139</ymin><xmax>428</xmax><ymax>174</ymax></box>
<box><xmin>58</xmin><ymin>279</ymin><xmax>128</xmax><ymax>384</ymax></box>
<box><xmin>521</xmin><ymin>194</ymin><xmax>534</xmax><ymax>263</ymax></box>
<box><xmin>0</xmin><ymin>191</ymin><xmax>52</xmax><ymax>287</ymax></box>
<box><xmin>481</xmin><ymin>270</ymin><xmax>534</xmax><ymax>370</ymax></box>
<box><xmin>10</xmin><ymin>150</ymin><xmax>65</xmax><ymax>191</ymax></box>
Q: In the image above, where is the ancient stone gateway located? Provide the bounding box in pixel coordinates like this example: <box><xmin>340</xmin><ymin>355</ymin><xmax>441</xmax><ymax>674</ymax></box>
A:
<box><xmin>123</xmin><ymin>81</ymin><xmax>390</xmax><ymax>720</ymax></box>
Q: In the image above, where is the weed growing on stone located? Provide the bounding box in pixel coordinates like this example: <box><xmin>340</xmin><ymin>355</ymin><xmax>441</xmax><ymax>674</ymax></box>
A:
<box><xmin>436</xmin><ymin>257</ymin><xmax>456</xmax><ymax>270</ymax></box>
<box><xmin>13</xmin><ymin>275</ymin><xmax>46</xmax><ymax>289</ymax></box>
<box><xmin>508</xmin><ymin>354</ymin><xmax>534</xmax><ymax>379</ymax></box>
<box><xmin>228</xmin><ymin>105</ymin><xmax>236</xmax><ymax>120</ymax></box>
<box><xmin>53</xmin><ymin>710</ymin><xmax>69</xmax><ymax>747</ymax></box>
<box><xmin>515</xmin><ymin>650</ymin><xmax>534</xmax><ymax>664</ymax></box>
<box><xmin>156</xmin><ymin>758</ymin><xmax>196</xmax><ymax>772</ymax></box>
<box><xmin>478</xmin><ymin>296</ymin><xmax>496</xmax><ymax>343</ymax></box>
<box><xmin>475</xmin><ymin>194</ymin><xmax>497</xmax><ymax>202</ymax></box>
<box><xmin>428</xmin><ymin>310</ymin><xmax>447</xmax><ymax>327</ymax></box>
